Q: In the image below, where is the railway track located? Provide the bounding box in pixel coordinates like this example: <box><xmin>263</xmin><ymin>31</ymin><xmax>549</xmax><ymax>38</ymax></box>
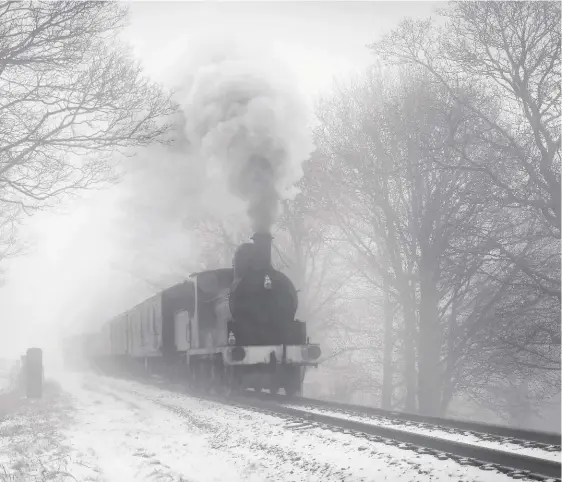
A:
<box><xmin>246</xmin><ymin>390</ymin><xmax>561</xmax><ymax>447</ymax></box>
<box><xmin>229</xmin><ymin>391</ymin><xmax>561</xmax><ymax>481</ymax></box>
<box><xmin>101</xmin><ymin>373</ymin><xmax>562</xmax><ymax>481</ymax></box>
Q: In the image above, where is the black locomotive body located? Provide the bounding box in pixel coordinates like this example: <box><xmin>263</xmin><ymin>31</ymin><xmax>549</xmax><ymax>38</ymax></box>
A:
<box><xmin>228</xmin><ymin>234</ymin><xmax>304</xmax><ymax>347</ymax></box>
<box><xmin>81</xmin><ymin>232</ymin><xmax>321</xmax><ymax>396</ymax></box>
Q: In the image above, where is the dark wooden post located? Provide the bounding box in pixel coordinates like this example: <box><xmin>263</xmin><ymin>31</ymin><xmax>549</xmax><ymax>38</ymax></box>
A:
<box><xmin>25</xmin><ymin>347</ymin><xmax>43</xmax><ymax>398</ymax></box>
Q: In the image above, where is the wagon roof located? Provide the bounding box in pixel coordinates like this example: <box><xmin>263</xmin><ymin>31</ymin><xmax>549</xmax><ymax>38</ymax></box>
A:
<box><xmin>188</xmin><ymin>268</ymin><xmax>233</xmax><ymax>279</ymax></box>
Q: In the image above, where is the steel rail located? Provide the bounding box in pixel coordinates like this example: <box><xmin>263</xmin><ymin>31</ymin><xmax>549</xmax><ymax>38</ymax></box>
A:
<box><xmin>245</xmin><ymin>390</ymin><xmax>561</xmax><ymax>446</ymax></box>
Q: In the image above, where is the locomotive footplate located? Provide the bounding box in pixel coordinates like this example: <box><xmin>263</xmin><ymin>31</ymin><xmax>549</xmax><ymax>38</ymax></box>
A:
<box><xmin>224</xmin><ymin>344</ymin><xmax>321</xmax><ymax>366</ymax></box>
<box><xmin>186</xmin><ymin>344</ymin><xmax>321</xmax><ymax>366</ymax></box>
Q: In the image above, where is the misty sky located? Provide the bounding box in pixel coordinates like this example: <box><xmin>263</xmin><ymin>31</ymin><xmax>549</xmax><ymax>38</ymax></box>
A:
<box><xmin>0</xmin><ymin>1</ymin><xmax>440</xmax><ymax>361</ymax></box>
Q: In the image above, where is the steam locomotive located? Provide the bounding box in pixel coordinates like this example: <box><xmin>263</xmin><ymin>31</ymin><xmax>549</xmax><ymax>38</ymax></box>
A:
<box><xmin>77</xmin><ymin>232</ymin><xmax>321</xmax><ymax>396</ymax></box>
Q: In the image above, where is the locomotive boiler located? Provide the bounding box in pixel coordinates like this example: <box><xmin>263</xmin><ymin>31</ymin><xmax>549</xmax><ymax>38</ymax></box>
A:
<box><xmin>229</xmin><ymin>232</ymin><xmax>302</xmax><ymax>347</ymax></box>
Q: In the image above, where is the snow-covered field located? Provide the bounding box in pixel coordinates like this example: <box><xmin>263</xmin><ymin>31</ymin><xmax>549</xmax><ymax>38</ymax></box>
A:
<box><xmin>280</xmin><ymin>404</ymin><xmax>562</xmax><ymax>463</ymax></box>
<box><xmin>0</xmin><ymin>372</ymin><xmax>550</xmax><ymax>481</ymax></box>
<box><xmin>0</xmin><ymin>367</ymin><xmax>14</xmax><ymax>393</ymax></box>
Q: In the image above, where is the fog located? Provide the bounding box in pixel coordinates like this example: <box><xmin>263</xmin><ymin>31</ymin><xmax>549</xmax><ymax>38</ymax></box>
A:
<box><xmin>0</xmin><ymin>1</ymin><xmax>438</xmax><ymax>364</ymax></box>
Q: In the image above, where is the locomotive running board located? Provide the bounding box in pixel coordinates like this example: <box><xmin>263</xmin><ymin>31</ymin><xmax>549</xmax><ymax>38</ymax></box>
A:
<box><xmin>187</xmin><ymin>344</ymin><xmax>321</xmax><ymax>366</ymax></box>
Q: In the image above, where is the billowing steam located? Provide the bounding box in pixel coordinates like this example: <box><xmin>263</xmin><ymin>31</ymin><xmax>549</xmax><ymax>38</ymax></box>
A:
<box><xmin>181</xmin><ymin>49</ymin><xmax>314</xmax><ymax>233</ymax></box>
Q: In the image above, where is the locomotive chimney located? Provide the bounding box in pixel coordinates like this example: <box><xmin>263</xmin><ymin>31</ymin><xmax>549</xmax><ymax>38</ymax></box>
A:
<box><xmin>251</xmin><ymin>232</ymin><xmax>273</xmax><ymax>269</ymax></box>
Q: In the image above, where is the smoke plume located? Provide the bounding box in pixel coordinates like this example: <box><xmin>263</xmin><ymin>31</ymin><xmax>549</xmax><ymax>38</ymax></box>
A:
<box><xmin>181</xmin><ymin>46</ymin><xmax>314</xmax><ymax>233</ymax></box>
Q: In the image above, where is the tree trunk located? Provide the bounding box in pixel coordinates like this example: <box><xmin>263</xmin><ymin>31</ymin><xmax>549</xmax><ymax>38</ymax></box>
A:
<box><xmin>381</xmin><ymin>278</ymin><xmax>394</xmax><ymax>409</ymax></box>
<box><xmin>508</xmin><ymin>379</ymin><xmax>532</xmax><ymax>429</ymax></box>
<box><xmin>417</xmin><ymin>260</ymin><xmax>442</xmax><ymax>416</ymax></box>
<box><xmin>440</xmin><ymin>296</ymin><xmax>461</xmax><ymax>416</ymax></box>
<box><xmin>384</xmin><ymin>210</ymin><xmax>417</xmax><ymax>412</ymax></box>
<box><xmin>401</xmin><ymin>295</ymin><xmax>418</xmax><ymax>412</ymax></box>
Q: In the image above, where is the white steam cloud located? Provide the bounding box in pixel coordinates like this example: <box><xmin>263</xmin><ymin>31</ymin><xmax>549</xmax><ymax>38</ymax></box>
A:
<box><xmin>181</xmin><ymin>45</ymin><xmax>314</xmax><ymax>233</ymax></box>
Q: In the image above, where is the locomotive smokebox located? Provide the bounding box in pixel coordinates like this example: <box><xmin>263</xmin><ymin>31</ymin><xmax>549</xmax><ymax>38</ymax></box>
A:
<box><xmin>251</xmin><ymin>232</ymin><xmax>273</xmax><ymax>269</ymax></box>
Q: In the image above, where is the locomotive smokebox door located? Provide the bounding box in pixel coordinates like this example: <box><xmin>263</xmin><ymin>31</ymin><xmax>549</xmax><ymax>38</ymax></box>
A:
<box><xmin>25</xmin><ymin>347</ymin><xmax>43</xmax><ymax>399</ymax></box>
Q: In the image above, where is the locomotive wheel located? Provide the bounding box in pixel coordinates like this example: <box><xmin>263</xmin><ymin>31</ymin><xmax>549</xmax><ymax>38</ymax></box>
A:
<box><xmin>221</xmin><ymin>366</ymin><xmax>240</xmax><ymax>398</ymax></box>
<box><xmin>190</xmin><ymin>360</ymin><xmax>211</xmax><ymax>395</ymax></box>
<box><xmin>210</xmin><ymin>356</ymin><xmax>228</xmax><ymax>396</ymax></box>
<box><xmin>282</xmin><ymin>367</ymin><xmax>303</xmax><ymax>398</ymax></box>
<box><xmin>269</xmin><ymin>380</ymin><xmax>280</xmax><ymax>396</ymax></box>
<box><xmin>284</xmin><ymin>382</ymin><xmax>301</xmax><ymax>398</ymax></box>
<box><xmin>209</xmin><ymin>361</ymin><xmax>219</xmax><ymax>395</ymax></box>
<box><xmin>202</xmin><ymin>360</ymin><xmax>216</xmax><ymax>394</ymax></box>
<box><xmin>187</xmin><ymin>362</ymin><xmax>200</xmax><ymax>394</ymax></box>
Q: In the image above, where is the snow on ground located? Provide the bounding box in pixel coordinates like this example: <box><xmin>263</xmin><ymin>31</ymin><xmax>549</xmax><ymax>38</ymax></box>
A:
<box><xmin>0</xmin><ymin>380</ymin><xmax>77</xmax><ymax>481</ymax></box>
<box><xmin>0</xmin><ymin>371</ymin><xmax>549</xmax><ymax>481</ymax></box>
<box><xmin>281</xmin><ymin>404</ymin><xmax>562</xmax><ymax>463</ymax></box>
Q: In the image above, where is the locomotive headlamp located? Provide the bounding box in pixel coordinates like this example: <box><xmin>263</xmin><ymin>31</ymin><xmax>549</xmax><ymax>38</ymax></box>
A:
<box><xmin>301</xmin><ymin>345</ymin><xmax>322</xmax><ymax>361</ymax></box>
<box><xmin>230</xmin><ymin>346</ymin><xmax>246</xmax><ymax>362</ymax></box>
<box><xmin>264</xmin><ymin>275</ymin><xmax>272</xmax><ymax>290</ymax></box>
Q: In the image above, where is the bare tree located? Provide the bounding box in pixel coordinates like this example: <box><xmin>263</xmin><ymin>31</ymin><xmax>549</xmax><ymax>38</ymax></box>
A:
<box><xmin>371</xmin><ymin>2</ymin><xmax>560</xmax><ymax>235</ymax></box>
<box><xmin>309</xmin><ymin>61</ymin><xmax>559</xmax><ymax>417</ymax></box>
<box><xmin>310</xmin><ymin>67</ymin><xmax>469</xmax><ymax>413</ymax></box>
<box><xmin>0</xmin><ymin>1</ymin><xmax>175</xmax><ymax>221</ymax></box>
<box><xmin>356</xmin><ymin>2</ymin><xmax>561</xmax><ymax>417</ymax></box>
